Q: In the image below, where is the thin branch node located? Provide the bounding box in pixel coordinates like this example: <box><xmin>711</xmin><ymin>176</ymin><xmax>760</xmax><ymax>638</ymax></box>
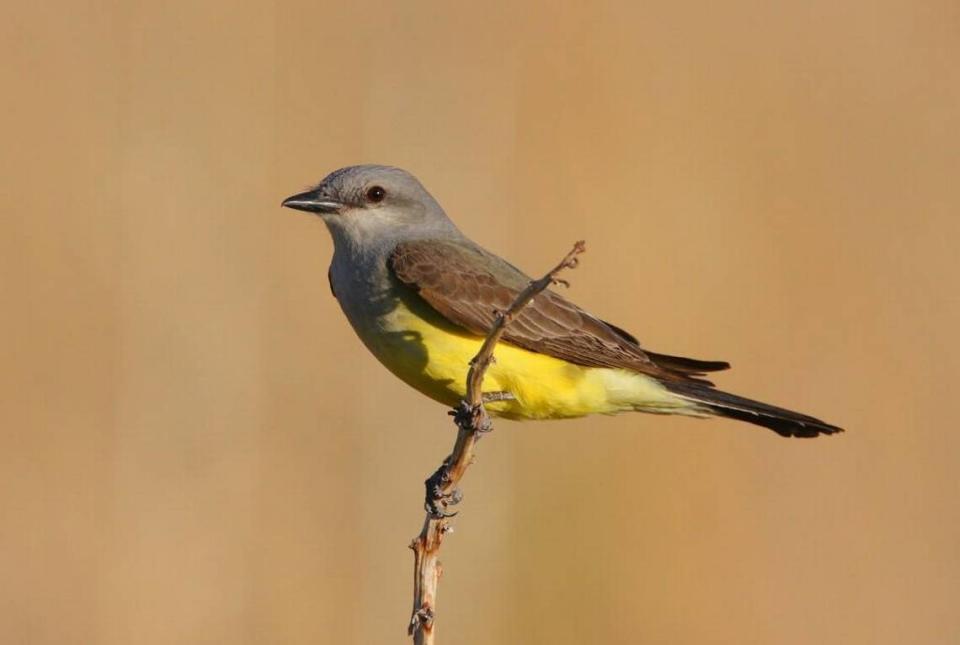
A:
<box><xmin>409</xmin><ymin>607</ymin><xmax>435</xmax><ymax>635</ymax></box>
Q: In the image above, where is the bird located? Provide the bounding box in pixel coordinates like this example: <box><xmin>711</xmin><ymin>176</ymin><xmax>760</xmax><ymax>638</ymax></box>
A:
<box><xmin>282</xmin><ymin>165</ymin><xmax>841</xmax><ymax>438</ymax></box>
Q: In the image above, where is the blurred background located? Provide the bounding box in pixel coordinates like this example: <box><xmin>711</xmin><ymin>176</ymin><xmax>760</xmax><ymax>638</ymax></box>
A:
<box><xmin>2</xmin><ymin>2</ymin><xmax>958</xmax><ymax>643</ymax></box>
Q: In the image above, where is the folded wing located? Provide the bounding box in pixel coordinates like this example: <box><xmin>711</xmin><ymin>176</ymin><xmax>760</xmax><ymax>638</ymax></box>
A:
<box><xmin>389</xmin><ymin>239</ymin><xmax>729</xmax><ymax>386</ymax></box>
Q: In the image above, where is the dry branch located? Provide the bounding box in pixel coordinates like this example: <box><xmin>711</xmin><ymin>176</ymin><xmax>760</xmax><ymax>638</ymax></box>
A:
<box><xmin>408</xmin><ymin>240</ymin><xmax>587</xmax><ymax>645</ymax></box>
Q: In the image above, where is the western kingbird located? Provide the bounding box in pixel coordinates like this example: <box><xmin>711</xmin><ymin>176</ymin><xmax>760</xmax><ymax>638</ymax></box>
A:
<box><xmin>282</xmin><ymin>165</ymin><xmax>841</xmax><ymax>438</ymax></box>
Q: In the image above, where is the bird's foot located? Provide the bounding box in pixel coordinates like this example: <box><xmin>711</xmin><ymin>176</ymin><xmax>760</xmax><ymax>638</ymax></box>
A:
<box><xmin>424</xmin><ymin>461</ymin><xmax>462</xmax><ymax>519</ymax></box>
<box><xmin>450</xmin><ymin>400</ymin><xmax>494</xmax><ymax>434</ymax></box>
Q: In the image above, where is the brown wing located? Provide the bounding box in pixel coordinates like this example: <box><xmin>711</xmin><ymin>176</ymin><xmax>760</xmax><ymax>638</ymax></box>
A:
<box><xmin>388</xmin><ymin>239</ymin><xmax>729</xmax><ymax>385</ymax></box>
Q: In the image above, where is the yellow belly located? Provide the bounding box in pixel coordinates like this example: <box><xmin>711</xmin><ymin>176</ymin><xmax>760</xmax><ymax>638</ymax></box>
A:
<box><xmin>358</xmin><ymin>292</ymin><xmax>694</xmax><ymax>420</ymax></box>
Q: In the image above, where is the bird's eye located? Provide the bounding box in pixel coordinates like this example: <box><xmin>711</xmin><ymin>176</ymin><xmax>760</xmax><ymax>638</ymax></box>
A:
<box><xmin>366</xmin><ymin>186</ymin><xmax>386</xmax><ymax>203</ymax></box>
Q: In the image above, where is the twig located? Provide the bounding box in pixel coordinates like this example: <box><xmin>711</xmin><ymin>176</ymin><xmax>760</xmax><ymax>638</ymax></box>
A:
<box><xmin>408</xmin><ymin>240</ymin><xmax>587</xmax><ymax>644</ymax></box>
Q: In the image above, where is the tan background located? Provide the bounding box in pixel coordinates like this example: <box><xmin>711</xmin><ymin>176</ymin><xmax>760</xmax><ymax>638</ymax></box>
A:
<box><xmin>2</xmin><ymin>2</ymin><xmax>958</xmax><ymax>643</ymax></box>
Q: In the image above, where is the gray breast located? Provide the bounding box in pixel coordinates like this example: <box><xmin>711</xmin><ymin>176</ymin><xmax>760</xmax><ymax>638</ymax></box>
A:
<box><xmin>328</xmin><ymin>249</ymin><xmax>400</xmax><ymax>333</ymax></box>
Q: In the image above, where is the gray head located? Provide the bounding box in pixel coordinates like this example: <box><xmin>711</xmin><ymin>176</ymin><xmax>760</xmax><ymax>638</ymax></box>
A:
<box><xmin>282</xmin><ymin>165</ymin><xmax>461</xmax><ymax>250</ymax></box>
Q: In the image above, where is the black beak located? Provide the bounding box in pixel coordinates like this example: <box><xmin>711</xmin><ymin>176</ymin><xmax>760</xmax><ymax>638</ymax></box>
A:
<box><xmin>281</xmin><ymin>189</ymin><xmax>344</xmax><ymax>214</ymax></box>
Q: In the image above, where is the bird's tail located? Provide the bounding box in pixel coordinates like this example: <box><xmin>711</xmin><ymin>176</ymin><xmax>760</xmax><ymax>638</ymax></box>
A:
<box><xmin>665</xmin><ymin>382</ymin><xmax>843</xmax><ymax>438</ymax></box>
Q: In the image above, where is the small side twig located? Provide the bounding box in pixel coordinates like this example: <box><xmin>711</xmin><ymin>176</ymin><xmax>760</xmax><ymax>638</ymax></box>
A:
<box><xmin>408</xmin><ymin>240</ymin><xmax>586</xmax><ymax>645</ymax></box>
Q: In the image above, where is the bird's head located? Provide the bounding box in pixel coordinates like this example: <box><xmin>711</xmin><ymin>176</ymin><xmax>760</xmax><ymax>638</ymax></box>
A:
<box><xmin>282</xmin><ymin>165</ymin><xmax>460</xmax><ymax>249</ymax></box>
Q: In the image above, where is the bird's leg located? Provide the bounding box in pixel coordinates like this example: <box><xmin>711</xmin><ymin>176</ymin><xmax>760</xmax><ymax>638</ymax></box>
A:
<box><xmin>482</xmin><ymin>390</ymin><xmax>515</xmax><ymax>404</ymax></box>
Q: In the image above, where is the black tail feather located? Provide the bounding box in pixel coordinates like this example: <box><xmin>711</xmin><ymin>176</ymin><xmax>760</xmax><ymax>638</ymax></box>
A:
<box><xmin>666</xmin><ymin>382</ymin><xmax>843</xmax><ymax>438</ymax></box>
<box><xmin>646</xmin><ymin>351</ymin><xmax>731</xmax><ymax>376</ymax></box>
